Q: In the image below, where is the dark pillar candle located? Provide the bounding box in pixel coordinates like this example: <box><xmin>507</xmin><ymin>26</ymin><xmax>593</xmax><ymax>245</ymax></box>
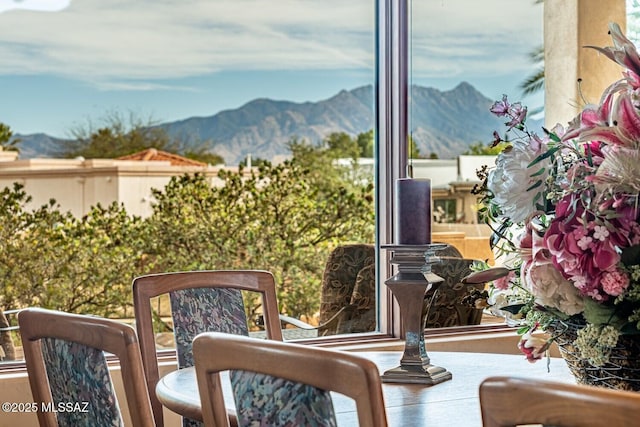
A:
<box><xmin>395</xmin><ymin>178</ymin><xmax>432</xmax><ymax>245</ymax></box>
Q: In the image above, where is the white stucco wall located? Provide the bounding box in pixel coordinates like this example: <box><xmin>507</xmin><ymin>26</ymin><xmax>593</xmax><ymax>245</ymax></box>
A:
<box><xmin>0</xmin><ymin>159</ymin><xmax>228</xmax><ymax>218</ymax></box>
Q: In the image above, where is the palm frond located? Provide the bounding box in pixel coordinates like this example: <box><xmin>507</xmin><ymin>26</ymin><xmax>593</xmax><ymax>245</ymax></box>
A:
<box><xmin>520</xmin><ymin>67</ymin><xmax>545</xmax><ymax>96</ymax></box>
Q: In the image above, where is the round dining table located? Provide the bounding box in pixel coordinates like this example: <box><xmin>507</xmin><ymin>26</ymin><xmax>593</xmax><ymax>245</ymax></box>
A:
<box><xmin>156</xmin><ymin>350</ymin><xmax>575</xmax><ymax>426</ymax></box>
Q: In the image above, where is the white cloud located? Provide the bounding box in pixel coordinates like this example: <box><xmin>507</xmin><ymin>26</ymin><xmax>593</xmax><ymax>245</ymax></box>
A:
<box><xmin>0</xmin><ymin>0</ymin><xmax>541</xmax><ymax>87</ymax></box>
<box><xmin>410</xmin><ymin>0</ymin><xmax>543</xmax><ymax>78</ymax></box>
<box><xmin>0</xmin><ymin>0</ymin><xmax>70</xmax><ymax>13</ymax></box>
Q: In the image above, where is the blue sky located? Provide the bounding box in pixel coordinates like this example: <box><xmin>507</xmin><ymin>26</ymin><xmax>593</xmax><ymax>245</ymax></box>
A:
<box><xmin>0</xmin><ymin>0</ymin><xmax>543</xmax><ymax>138</ymax></box>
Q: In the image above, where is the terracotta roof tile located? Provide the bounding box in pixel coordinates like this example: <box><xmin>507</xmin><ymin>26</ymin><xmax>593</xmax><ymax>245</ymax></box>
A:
<box><xmin>117</xmin><ymin>148</ymin><xmax>207</xmax><ymax>167</ymax></box>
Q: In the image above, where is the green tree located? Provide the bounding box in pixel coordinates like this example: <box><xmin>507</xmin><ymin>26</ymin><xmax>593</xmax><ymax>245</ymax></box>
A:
<box><xmin>59</xmin><ymin>113</ymin><xmax>180</xmax><ymax>159</ymax></box>
<box><xmin>0</xmin><ymin>123</ymin><xmax>20</xmax><ymax>152</ymax></box>
<box><xmin>0</xmin><ymin>184</ymin><xmax>145</xmax><ymax>317</ymax></box>
<box><xmin>58</xmin><ymin>112</ymin><xmax>223</xmax><ymax>162</ymax></box>
<box><xmin>239</xmin><ymin>155</ymin><xmax>270</xmax><ymax>168</ymax></box>
<box><xmin>183</xmin><ymin>149</ymin><xmax>225</xmax><ymax>165</ymax></box>
<box><xmin>1</xmin><ymin>134</ymin><xmax>374</xmax><ymax>323</ymax></box>
<box><xmin>325</xmin><ymin>132</ymin><xmax>360</xmax><ymax>160</ymax></box>
<box><xmin>463</xmin><ymin>141</ymin><xmax>507</xmax><ymax>156</ymax></box>
<box><xmin>520</xmin><ymin>45</ymin><xmax>544</xmax><ymax>96</ymax></box>
<box><xmin>356</xmin><ymin>130</ymin><xmax>374</xmax><ymax>158</ymax></box>
<box><xmin>289</xmin><ymin>133</ymin><xmax>373</xmax><ymax>191</ymax></box>
<box><xmin>146</xmin><ymin>152</ymin><xmax>374</xmax><ymax>318</ymax></box>
<box><xmin>408</xmin><ymin>135</ymin><xmax>423</xmax><ymax>159</ymax></box>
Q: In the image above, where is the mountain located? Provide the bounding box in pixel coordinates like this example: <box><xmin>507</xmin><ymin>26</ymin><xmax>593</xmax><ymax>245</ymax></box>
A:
<box><xmin>16</xmin><ymin>83</ymin><xmax>541</xmax><ymax>164</ymax></box>
<box><xmin>15</xmin><ymin>133</ymin><xmax>68</xmax><ymax>159</ymax></box>
<box><xmin>159</xmin><ymin>85</ymin><xmax>375</xmax><ymax>165</ymax></box>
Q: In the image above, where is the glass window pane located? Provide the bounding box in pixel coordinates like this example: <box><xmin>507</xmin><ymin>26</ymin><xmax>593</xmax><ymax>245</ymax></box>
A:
<box><xmin>0</xmin><ymin>0</ymin><xmax>378</xmax><ymax>366</ymax></box>
<box><xmin>409</xmin><ymin>1</ymin><xmax>543</xmax><ymax>328</ymax></box>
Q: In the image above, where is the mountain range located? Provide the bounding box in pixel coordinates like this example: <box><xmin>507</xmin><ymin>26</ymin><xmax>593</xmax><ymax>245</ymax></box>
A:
<box><xmin>15</xmin><ymin>82</ymin><xmax>540</xmax><ymax>165</ymax></box>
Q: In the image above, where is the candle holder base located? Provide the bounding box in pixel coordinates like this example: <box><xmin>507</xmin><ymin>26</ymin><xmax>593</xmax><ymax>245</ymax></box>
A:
<box><xmin>381</xmin><ymin>363</ymin><xmax>452</xmax><ymax>385</ymax></box>
<box><xmin>380</xmin><ymin>243</ymin><xmax>453</xmax><ymax>386</ymax></box>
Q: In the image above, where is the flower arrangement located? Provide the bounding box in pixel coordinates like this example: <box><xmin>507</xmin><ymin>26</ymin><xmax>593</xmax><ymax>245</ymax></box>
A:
<box><xmin>468</xmin><ymin>22</ymin><xmax>640</xmax><ymax>368</ymax></box>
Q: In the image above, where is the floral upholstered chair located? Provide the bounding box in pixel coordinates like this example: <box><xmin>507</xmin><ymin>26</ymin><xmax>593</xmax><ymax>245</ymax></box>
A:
<box><xmin>336</xmin><ymin>261</ymin><xmax>377</xmax><ymax>334</ymax></box>
<box><xmin>424</xmin><ymin>257</ymin><xmax>486</xmax><ymax>328</ymax></box>
<box><xmin>18</xmin><ymin>307</ymin><xmax>155</xmax><ymax>427</ymax></box>
<box><xmin>282</xmin><ymin>246</ymin><xmax>479</xmax><ymax>334</ymax></box>
<box><xmin>278</xmin><ymin>243</ymin><xmax>376</xmax><ymax>336</ymax></box>
<box><xmin>133</xmin><ymin>270</ymin><xmax>283</xmax><ymax>427</ymax></box>
<box><xmin>316</xmin><ymin>244</ymin><xmax>376</xmax><ymax>336</ymax></box>
<box><xmin>193</xmin><ymin>332</ymin><xmax>388</xmax><ymax>427</ymax></box>
<box><xmin>433</xmin><ymin>243</ymin><xmax>463</xmax><ymax>258</ymax></box>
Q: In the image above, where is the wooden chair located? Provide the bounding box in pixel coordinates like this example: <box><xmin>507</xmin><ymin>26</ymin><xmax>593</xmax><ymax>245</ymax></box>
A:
<box><xmin>193</xmin><ymin>332</ymin><xmax>388</xmax><ymax>427</ymax></box>
<box><xmin>18</xmin><ymin>307</ymin><xmax>154</xmax><ymax>427</ymax></box>
<box><xmin>133</xmin><ymin>270</ymin><xmax>284</xmax><ymax>427</ymax></box>
<box><xmin>479</xmin><ymin>376</ymin><xmax>640</xmax><ymax>427</ymax></box>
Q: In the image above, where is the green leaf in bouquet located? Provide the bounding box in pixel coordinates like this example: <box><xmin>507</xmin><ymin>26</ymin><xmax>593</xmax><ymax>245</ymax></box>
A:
<box><xmin>528</xmin><ymin>145</ymin><xmax>560</xmax><ymax>166</ymax></box>
<box><xmin>621</xmin><ymin>245</ymin><xmax>640</xmax><ymax>266</ymax></box>
<box><xmin>529</xmin><ymin>168</ymin><xmax>547</xmax><ymax>176</ymax></box>
<box><xmin>530</xmin><ymin>167</ymin><xmax>546</xmax><ymax>177</ymax></box>
<box><xmin>585</xmin><ymin>143</ymin><xmax>594</xmax><ymax>166</ymax></box>
<box><xmin>542</xmin><ymin>127</ymin><xmax>561</xmax><ymax>143</ymax></box>
<box><xmin>526</xmin><ymin>179</ymin><xmax>543</xmax><ymax>192</ymax></box>
<box><xmin>583</xmin><ymin>298</ymin><xmax>626</xmax><ymax>328</ymax></box>
<box><xmin>620</xmin><ymin>322</ymin><xmax>640</xmax><ymax>335</ymax></box>
<box><xmin>535</xmin><ymin>305</ymin><xmax>571</xmax><ymax>321</ymax></box>
<box><xmin>500</xmin><ymin>303</ymin><xmax>525</xmax><ymax>315</ymax></box>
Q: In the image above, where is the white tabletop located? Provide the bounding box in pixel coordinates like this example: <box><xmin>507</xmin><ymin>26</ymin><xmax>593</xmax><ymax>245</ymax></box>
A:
<box><xmin>156</xmin><ymin>350</ymin><xmax>575</xmax><ymax>426</ymax></box>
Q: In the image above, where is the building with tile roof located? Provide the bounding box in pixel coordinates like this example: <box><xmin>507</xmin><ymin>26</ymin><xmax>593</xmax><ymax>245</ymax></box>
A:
<box><xmin>0</xmin><ymin>149</ymin><xmax>241</xmax><ymax>218</ymax></box>
<box><xmin>116</xmin><ymin>148</ymin><xmax>209</xmax><ymax>167</ymax></box>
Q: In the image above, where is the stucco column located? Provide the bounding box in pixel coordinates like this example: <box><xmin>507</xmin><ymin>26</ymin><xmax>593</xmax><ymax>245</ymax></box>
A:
<box><xmin>544</xmin><ymin>0</ymin><xmax>626</xmax><ymax>127</ymax></box>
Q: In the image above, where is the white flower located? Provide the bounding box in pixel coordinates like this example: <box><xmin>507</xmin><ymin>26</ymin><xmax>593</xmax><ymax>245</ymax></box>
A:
<box><xmin>593</xmin><ymin>225</ymin><xmax>609</xmax><ymax>241</ymax></box>
<box><xmin>524</xmin><ymin>262</ymin><xmax>584</xmax><ymax>315</ymax></box>
<box><xmin>487</xmin><ymin>140</ymin><xmax>549</xmax><ymax>223</ymax></box>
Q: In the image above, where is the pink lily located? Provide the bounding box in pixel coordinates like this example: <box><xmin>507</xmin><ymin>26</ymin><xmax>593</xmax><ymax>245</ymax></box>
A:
<box><xmin>579</xmin><ymin>93</ymin><xmax>640</xmax><ymax>148</ymax></box>
<box><xmin>562</xmin><ymin>92</ymin><xmax>614</xmax><ymax>142</ymax></box>
<box><xmin>585</xmin><ymin>22</ymin><xmax>640</xmax><ymax>83</ymax></box>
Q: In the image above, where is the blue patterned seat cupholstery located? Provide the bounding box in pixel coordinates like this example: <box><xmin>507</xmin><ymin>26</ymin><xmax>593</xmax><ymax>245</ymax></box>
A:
<box><xmin>133</xmin><ymin>270</ymin><xmax>283</xmax><ymax>427</ymax></box>
<box><xmin>193</xmin><ymin>332</ymin><xmax>388</xmax><ymax>427</ymax></box>
<box><xmin>18</xmin><ymin>307</ymin><xmax>155</xmax><ymax>427</ymax></box>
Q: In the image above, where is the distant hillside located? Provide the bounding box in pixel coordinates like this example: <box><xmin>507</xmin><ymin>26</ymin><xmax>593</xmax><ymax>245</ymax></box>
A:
<box><xmin>16</xmin><ymin>83</ymin><xmax>542</xmax><ymax>165</ymax></box>
<box><xmin>15</xmin><ymin>133</ymin><xmax>67</xmax><ymax>159</ymax></box>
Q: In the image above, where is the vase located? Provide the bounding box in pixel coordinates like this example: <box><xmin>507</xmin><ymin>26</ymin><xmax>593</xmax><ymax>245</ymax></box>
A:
<box><xmin>550</xmin><ymin>322</ymin><xmax>640</xmax><ymax>391</ymax></box>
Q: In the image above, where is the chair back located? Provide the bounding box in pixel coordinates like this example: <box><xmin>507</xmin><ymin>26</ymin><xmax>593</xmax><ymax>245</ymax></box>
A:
<box><xmin>318</xmin><ymin>244</ymin><xmax>375</xmax><ymax>336</ymax></box>
<box><xmin>336</xmin><ymin>262</ymin><xmax>376</xmax><ymax>334</ymax></box>
<box><xmin>479</xmin><ymin>376</ymin><xmax>640</xmax><ymax>427</ymax></box>
<box><xmin>425</xmin><ymin>257</ymin><xmax>485</xmax><ymax>328</ymax></box>
<box><xmin>193</xmin><ymin>332</ymin><xmax>388</xmax><ymax>427</ymax></box>
<box><xmin>133</xmin><ymin>270</ymin><xmax>283</xmax><ymax>426</ymax></box>
<box><xmin>18</xmin><ymin>307</ymin><xmax>154</xmax><ymax>427</ymax></box>
<box><xmin>433</xmin><ymin>243</ymin><xmax>463</xmax><ymax>258</ymax></box>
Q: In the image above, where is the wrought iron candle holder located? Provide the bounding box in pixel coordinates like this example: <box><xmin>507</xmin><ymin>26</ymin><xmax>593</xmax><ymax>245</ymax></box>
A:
<box><xmin>380</xmin><ymin>243</ymin><xmax>452</xmax><ymax>385</ymax></box>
